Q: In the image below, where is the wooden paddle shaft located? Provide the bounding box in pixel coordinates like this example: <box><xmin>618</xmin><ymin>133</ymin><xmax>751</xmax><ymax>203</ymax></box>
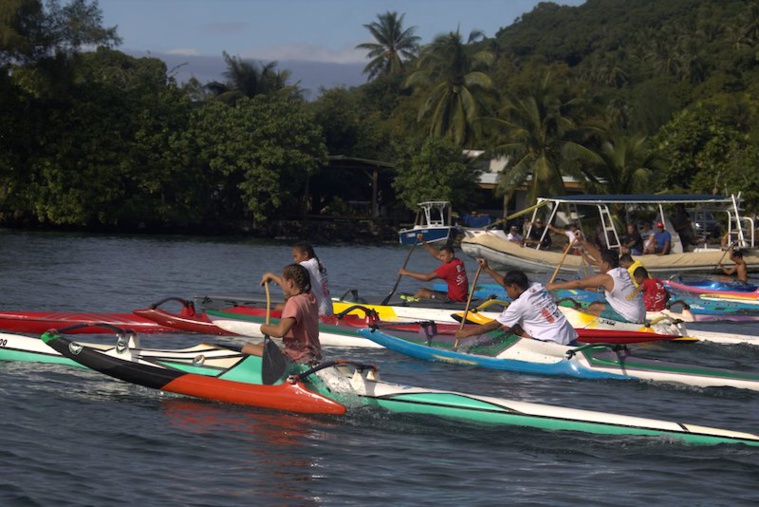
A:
<box><xmin>549</xmin><ymin>241</ymin><xmax>575</xmax><ymax>285</ymax></box>
<box><xmin>454</xmin><ymin>264</ymin><xmax>484</xmax><ymax>348</ymax></box>
<box><xmin>264</xmin><ymin>280</ymin><xmax>271</xmax><ymax>325</ymax></box>
<box><xmin>381</xmin><ymin>242</ymin><xmax>418</xmax><ymax>305</ymax></box>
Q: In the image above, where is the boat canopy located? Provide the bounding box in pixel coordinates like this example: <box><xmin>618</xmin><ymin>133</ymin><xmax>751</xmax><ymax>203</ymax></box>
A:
<box><xmin>526</xmin><ymin>193</ymin><xmax>752</xmax><ymax>253</ymax></box>
<box><xmin>537</xmin><ymin>194</ymin><xmax>730</xmax><ymax>205</ymax></box>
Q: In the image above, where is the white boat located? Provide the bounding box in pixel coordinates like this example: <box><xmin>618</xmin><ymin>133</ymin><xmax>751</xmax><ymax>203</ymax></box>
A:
<box><xmin>398</xmin><ymin>201</ymin><xmax>458</xmax><ymax>245</ymax></box>
<box><xmin>460</xmin><ymin>194</ymin><xmax>759</xmax><ymax>275</ymax></box>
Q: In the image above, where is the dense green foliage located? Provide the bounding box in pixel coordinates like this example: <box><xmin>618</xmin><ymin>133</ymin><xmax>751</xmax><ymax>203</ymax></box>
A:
<box><xmin>2</xmin><ymin>0</ymin><xmax>759</xmax><ymax>233</ymax></box>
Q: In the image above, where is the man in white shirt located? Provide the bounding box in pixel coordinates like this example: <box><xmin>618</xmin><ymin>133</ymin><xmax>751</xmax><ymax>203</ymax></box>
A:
<box><xmin>506</xmin><ymin>225</ymin><xmax>523</xmax><ymax>244</ymax></box>
<box><xmin>546</xmin><ymin>236</ymin><xmax>645</xmax><ymax>323</ymax></box>
<box><xmin>454</xmin><ymin>260</ymin><xmax>578</xmax><ymax>345</ymax></box>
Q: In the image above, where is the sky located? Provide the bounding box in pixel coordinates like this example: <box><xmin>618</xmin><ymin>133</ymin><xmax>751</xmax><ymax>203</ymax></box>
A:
<box><xmin>96</xmin><ymin>0</ymin><xmax>586</xmax><ymax>97</ymax></box>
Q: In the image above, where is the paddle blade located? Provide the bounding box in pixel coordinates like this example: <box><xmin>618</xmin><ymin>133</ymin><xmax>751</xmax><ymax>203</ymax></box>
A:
<box><xmin>262</xmin><ymin>336</ymin><xmax>288</xmax><ymax>385</ymax></box>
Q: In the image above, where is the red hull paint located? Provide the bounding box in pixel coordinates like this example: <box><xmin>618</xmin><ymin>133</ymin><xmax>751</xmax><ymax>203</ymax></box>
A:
<box><xmin>132</xmin><ymin>308</ymin><xmax>234</xmax><ymax>335</ymax></box>
<box><xmin>162</xmin><ymin>376</ymin><xmax>346</xmax><ymax>414</ymax></box>
<box><xmin>0</xmin><ymin>311</ymin><xmax>177</xmax><ymax>334</ymax></box>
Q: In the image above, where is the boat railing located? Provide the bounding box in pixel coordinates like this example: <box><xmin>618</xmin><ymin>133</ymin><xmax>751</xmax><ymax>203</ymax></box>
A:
<box><xmin>725</xmin><ymin>213</ymin><xmax>755</xmax><ymax>248</ymax></box>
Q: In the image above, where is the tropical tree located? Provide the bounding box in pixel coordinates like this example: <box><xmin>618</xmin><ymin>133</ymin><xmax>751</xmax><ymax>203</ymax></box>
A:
<box><xmin>404</xmin><ymin>29</ymin><xmax>495</xmax><ymax>146</ymax></box>
<box><xmin>581</xmin><ymin>134</ymin><xmax>662</xmax><ymax>195</ymax></box>
<box><xmin>187</xmin><ymin>95</ymin><xmax>328</xmax><ymax>223</ymax></box>
<box><xmin>355</xmin><ymin>11</ymin><xmax>420</xmax><ymax>80</ymax></box>
<box><xmin>393</xmin><ymin>136</ymin><xmax>483</xmax><ymax>211</ymax></box>
<box><xmin>485</xmin><ymin>73</ymin><xmax>596</xmax><ymax>205</ymax></box>
<box><xmin>0</xmin><ymin>0</ymin><xmax>120</xmax><ymax>66</ymax></box>
<box><xmin>205</xmin><ymin>51</ymin><xmax>296</xmax><ymax>104</ymax></box>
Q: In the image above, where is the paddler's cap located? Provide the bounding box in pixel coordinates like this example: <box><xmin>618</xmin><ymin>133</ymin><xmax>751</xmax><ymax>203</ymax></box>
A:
<box><xmin>510</xmin><ymin>225</ymin><xmax>518</xmax><ymax>230</ymax></box>
<box><xmin>535</xmin><ymin>219</ymin><xmax>543</xmax><ymax>224</ymax></box>
<box><xmin>656</xmin><ymin>221</ymin><xmax>664</xmax><ymax>228</ymax></box>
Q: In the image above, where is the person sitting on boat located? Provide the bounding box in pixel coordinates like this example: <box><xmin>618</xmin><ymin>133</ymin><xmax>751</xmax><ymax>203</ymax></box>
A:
<box><xmin>506</xmin><ymin>225</ymin><xmax>523</xmax><ymax>244</ymax></box>
<box><xmin>291</xmin><ymin>241</ymin><xmax>333</xmax><ymax>316</ymax></box>
<box><xmin>719</xmin><ymin>247</ymin><xmax>748</xmax><ymax>283</ymax></box>
<box><xmin>641</xmin><ymin>222</ymin><xmax>657</xmax><ymax>254</ymax></box>
<box><xmin>629</xmin><ymin>266</ymin><xmax>670</xmax><ymax>312</ymax></box>
<box><xmin>653</xmin><ymin>222</ymin><xmax>671</xmax><ymax>255</ymax></box>
<box><xmin>454</xmin><ymin>262</ymin><xmax>578</xmax><ymax>345</ymax></box>
<box><xmin>548</xmin><ymin>222</ymin><xmax>584</xmax><ymax>254</ymax></box>
<box><xmin>523</xmin><ymin>219</ymin><xmax>552</xmax><ymax>250</ymax></box>
<box><xmin>242</xmin><ymin>264</ymin><xmax>322</xmax><ymax>364</ymax></box>
<box><xmin>399</xmin><ymin>235</ymin><xmax>469</xmax><ymax>302</ymax></box>
<box><xmin>547</xmin><ymin>236</ymin><xmax>646</xmax><ymax>324</ymax></box>
<box><xmin>619</xmin><ymin>253</ymin><xmax>644</xmax><ymax>287</ymax></box>
<box><xmin>620</xmin><ymin>223</ymin><xmax>644</xmax><ymax>255</ymax></box>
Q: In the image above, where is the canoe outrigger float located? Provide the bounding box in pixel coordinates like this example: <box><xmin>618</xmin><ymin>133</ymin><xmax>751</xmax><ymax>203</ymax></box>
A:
<box><xmin>461</xmin><ymin>194</ymin><xmax>759</xmax><ymax>275</ymax></box>
<box><xmin>357</xmin><ymin>326</ymin><xmax>759</xmax><ymax>391</ymax></box>
<box><xmin>25</xmin><ymin>326</ymin><xmax>759</xmax><ymax>446</ymax></box>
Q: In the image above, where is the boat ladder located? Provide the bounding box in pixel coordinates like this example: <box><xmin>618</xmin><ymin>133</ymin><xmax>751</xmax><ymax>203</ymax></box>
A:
<box><xmin>598</xmin><ymin>204</ymin><xmax>620</xmax><ymax>249</ymax></box>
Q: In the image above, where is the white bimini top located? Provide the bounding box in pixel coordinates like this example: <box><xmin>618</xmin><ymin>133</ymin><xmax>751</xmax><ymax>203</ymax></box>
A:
<box><xmin>496</xmin><ymin>282</ymin><xmax>578</xmax><ymax>345</ymax></box>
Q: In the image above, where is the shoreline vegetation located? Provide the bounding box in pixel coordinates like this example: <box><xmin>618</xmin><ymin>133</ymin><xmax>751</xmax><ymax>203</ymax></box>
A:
<box><xmin>0</xmin><ymin>217</ymin><xmax>401</xmax><ymax>244</ymax></box>
<box><xmin>2</xmin><ymin>0</ymin><xmax>759</xmax><ymax>238</ymax></box>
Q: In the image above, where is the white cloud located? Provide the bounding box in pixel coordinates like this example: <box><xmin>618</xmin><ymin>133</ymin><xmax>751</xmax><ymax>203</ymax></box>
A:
<box><xmin>237</xmin><ymin>42</ymin><xmax>368</xmax><ymax>64</ymax></box>
<box><xmin>166</xmin><ymin>48</ymin><xmax>204</xmax><ymax>56</ymax></box>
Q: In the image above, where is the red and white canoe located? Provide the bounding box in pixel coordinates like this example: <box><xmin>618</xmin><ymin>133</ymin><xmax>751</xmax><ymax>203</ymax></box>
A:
<box><xmin>0</xmin><ymin>310</ymin><xmax>178</xmax><ymax>334</ymax></box>
<box><xmin>134</xmin><ymin>297</ymin><xmax>688</xmax><ymax>346</ymax></box>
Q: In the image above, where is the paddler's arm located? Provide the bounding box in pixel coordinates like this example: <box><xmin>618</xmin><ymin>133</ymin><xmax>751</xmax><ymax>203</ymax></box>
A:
<box><xmin>574</xmin><ymin>234</ymin><xmax>600</xmax><ymax>263</ymax></box>
<box><xmin>627</xmin><ymin>284</ymin><xmax>643</xmax><ymax>300</ymax></box>
<box><xmin>547</xmin><ymin>273</ymin><xmax>612</xmax><ymax>293</ymax></box>
<box><xmin>417</xmin><ymin>234</ymin><xmax>440</xmax><ymax>257</ymax></box>
<box><xmin>477</xmin><ymin>258</ymin><xmax>504</xmax><ymax>286</ymax></box>
<box><xmin>260</xmin><ymin>316</ymin><xmax>296</xmax><ymax>338</ymax></box>
<box><xmin>399</xmin><ymin>268</ymin><xmax>437</xmax><ymax>282</ymax></box>
<box><xmin>454</xmin><ymin>318</ymin><xmax>503</xmax><ymax>340</ymax></box>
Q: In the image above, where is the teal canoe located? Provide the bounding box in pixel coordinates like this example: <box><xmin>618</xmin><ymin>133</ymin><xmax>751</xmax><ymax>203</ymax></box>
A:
<box><xmin>9</xmin><ymin>327</ymin><xmax>757</xmax><ymax>446</ymax></box>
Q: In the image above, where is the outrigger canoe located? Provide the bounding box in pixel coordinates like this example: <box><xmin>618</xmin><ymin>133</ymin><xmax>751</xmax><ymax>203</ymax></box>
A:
<box><xmin>436</xmin><ymin>282</ymin><xmax>759</xmax><ymax>323</ymax></box>
<box><xmin>332</xmin><ymin>297</ymin><xmax>691</xmax><ymax>337</ymax></box>
<box><xmin>358</xmin><ymin>327</ymin><xmax>759</xmax><ymax>391</ymax></box>
<box><xmin>0</xmin><ymin>310</ymin><xmax>178</xmax><ymax>334</ymax></box>
<box><xmin>203</xmin><ymin>306</ymin><xmax>686</xmax><ymax>347</ymax></box>
<box><xmin>33</xmin><ymin>327</ymin><xmax>759</xmax><ymax>446</ymax></box>
<box><xmin>664</xmin><ymin>278</ymin><xmax>759</xmax><ymax>296</ymax></box>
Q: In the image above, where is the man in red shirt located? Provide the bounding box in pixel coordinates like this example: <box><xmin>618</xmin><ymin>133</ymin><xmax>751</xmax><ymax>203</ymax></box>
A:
<box><xmin>399</xmin><ymin>235</ymin><xmax>469</xmax><ymax>302</ymax></box>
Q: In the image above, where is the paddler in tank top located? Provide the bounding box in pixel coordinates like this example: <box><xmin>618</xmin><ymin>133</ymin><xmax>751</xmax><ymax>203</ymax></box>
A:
<box><xmin>546</xmin><ymin>233</ymin><xmax>645</xmax><ymax>324</ymax></box>
<box><xmin>399</xmin><ymin>235</ymin><xmax>469</xmax><ymax>302</ymax></box>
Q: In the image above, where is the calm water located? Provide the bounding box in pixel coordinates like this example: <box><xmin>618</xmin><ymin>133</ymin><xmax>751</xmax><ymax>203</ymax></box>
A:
<box><xmin>1</xmin><ymin>230</ymin><xmax>759</xmax><ymax>506</ymax></box>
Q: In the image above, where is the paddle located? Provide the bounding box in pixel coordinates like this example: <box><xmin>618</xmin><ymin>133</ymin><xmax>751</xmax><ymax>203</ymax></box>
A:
<box><xmin>714</xmin><ymin>241</ymin><xmax>736</xmax><ymax>273</ymax></box>
<box><xmin>380</xmin><ymin>242</ymin><xmax>418</xmax><ymax>305</ymax></box>
<box><xmin>548</xmin><ymin>240</ymin><xmax>575</xmax><ymax>285</ymax></box>
<box><xmin>453</xmin><ymin>263</ymin><xmax>483</xmax><ymax>349</ymax></box>
<box><xmin>261</xmin><ymin>280</ymin><xmax>287</xmax><ymax>385</ymax></box>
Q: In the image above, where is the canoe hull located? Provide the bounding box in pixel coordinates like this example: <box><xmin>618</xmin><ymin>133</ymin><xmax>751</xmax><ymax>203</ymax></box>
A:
<box><xmin>0</xmin><ymin>311</ymin><xmax>177</xmax><ymax>334</ymax></box>
<box><xmin>24</xmin><ymin>332</ymin><xmax>759</xmax><ymax>446</ymax></box>
<box><xmin>358</xmin><ymin>327</ymin><xmax>759</xmax><ymax>391</ymax></box>
<box><xmin>461</xmin><ymin>230</ymin><xmax>759</xmax><ymax>275</ymax></box>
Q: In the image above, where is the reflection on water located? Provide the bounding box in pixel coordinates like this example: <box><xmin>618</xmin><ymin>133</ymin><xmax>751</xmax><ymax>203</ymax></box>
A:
<box><xmin>160</xmin><ymin>398</ymin><xmax>341</xmax><ymax>505</ymax></box>
<box><xmin>2</xmin><ymin>231</ymin><xmax>759</xmax><ymax>505</ymax></box>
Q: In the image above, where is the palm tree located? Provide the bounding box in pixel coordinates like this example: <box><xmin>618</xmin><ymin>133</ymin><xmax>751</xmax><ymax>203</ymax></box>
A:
<box><xmin>582</xmin><ymin>134</ymin><xmax>661</xmax><ymax>195</ymax></box>
<box><xmin>355</xmin><ymin>11</ymin><xmax>420</xmax><ymax>80</ymax></box>
<box><xmin>404</xmin><ymin>29</ymin><xmax>494</xmax><ymax>146</ymax></box>
<box><xmin>485</xmin><ymin>73</ymin><xmax>596</xmax><ymax>204</ymax></box>
<box><xmin>205</xmin><ymin>52</ymin><xmax>294</xmax><ymax>104</ymax></box>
